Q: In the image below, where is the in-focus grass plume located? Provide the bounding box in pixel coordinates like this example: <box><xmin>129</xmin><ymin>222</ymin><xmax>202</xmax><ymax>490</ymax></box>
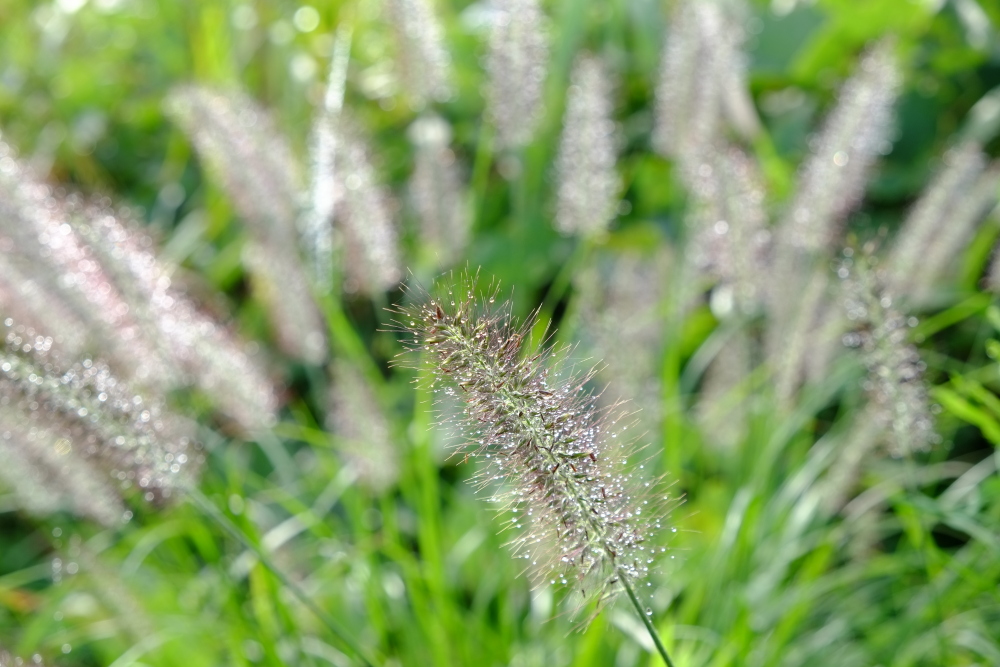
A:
<box><xmin>390</xmin><ymin>277</ymin><xmax>669</xmax><ymax>613</ymax></box>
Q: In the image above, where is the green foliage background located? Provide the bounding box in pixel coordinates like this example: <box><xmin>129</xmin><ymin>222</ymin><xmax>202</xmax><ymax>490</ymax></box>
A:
<box><xmin>2</xmin><ymin>0</ymin><xmax>1000</xmax><ymax>665</ymax></box>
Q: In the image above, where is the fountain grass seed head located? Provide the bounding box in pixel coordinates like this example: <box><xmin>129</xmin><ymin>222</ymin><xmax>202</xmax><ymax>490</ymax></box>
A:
<box><xmin>840</xmin><ymin>248</ymin><xmax>936</xmax><ymax>455</ymax></box>
<box><xmin>391</xmin><ymin>277</ymin><xmax>670</xmax><ymax>610</ymax></box>
<box><xmin>0</xmin><ymin>318</ymin><xmax>199</xmax><ymax>524</ymax></box>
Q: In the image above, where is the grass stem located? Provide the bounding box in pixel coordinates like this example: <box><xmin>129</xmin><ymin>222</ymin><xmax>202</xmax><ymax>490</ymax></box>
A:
<box><xmin>619</xmin><ymin>570</ymin><xmax>675</xmax><ymax>667</ymax></box>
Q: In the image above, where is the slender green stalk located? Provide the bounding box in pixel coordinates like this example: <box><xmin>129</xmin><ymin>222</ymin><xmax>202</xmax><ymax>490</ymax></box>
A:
<box><xmin>619</xmin><ymin>571</ymin><xmax>675</xmax><ymax>667</ymax></box>
<box><xmin>184</xmin><ymin>486</ymin><xmax>380</xmax><ymax>667</ymax></box>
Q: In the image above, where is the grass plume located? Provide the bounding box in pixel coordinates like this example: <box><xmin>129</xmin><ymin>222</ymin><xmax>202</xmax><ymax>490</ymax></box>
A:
<box><xmin>841</xmin><ymin>248</ymin><xmax>936</xmax><ymax>455</ymax></box>
<box><xmin>0</xmin><ymin>318</ymin><xmax>199</xmax><ymax>524</ymax></box>
<box><xmin>0</xmin><ymin>140</ymin><xmax>278</xmax><ymax>433</ymax></box>
<box><xmin>391</xmin><ymin>277</ymin><xmax>668</xmax><ymax>610</ymax></box>
<box><xmin>166</xmin><ymin>87</ymin><xmax>327</xmax><ymax>363</ymax></box>
<box><xmin>485</xmin><ymin>0</ymin><xmax>549</xmax><ymax>149</ymax></box>
<box><xmin>554</xmin><ymin>54</ymin><xmax>620</xmax><ymax>238</ymax></box>
<box><xmin>408</xmin><ymin>115</ymin><xmax>469</xmax><ymax>268</ymax></box>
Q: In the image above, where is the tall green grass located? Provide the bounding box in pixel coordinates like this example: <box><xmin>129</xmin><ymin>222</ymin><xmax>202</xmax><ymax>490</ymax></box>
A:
<box><xmin>1</xmin><ymin>1</ymin><xmax>1000</xmax><ymax>666</ymax></box>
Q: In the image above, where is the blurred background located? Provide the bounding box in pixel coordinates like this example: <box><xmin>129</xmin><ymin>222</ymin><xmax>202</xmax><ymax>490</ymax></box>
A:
<box><xmin>2</xmin><ymin>0</ymin><xmax>1000</xmax><ymax>665</ymax></box>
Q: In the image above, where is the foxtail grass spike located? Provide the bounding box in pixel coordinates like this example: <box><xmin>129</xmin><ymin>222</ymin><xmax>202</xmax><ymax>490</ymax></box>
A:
<box><xmin>0</xmin><ymin>249</ymin><xmax>89</xmax><ymax>359</ymax></box>
<box><xmin>554</xmin><ymin>55</ymin><xmax>620</xmax><ymax>238</ymax></box>
<box><xmin>840</xmin><ymin>249</ymin><xmax>936</xmax><ymax>456</ymax></box>
<box><xmin>652</xmin><ymin>0</ymin><xmax>749</xmax><ymax>175</ymax></box>
<box><xmin>335</xmin><ymin>120</ymin><xmax>403</xmax><ymax>294</ymax></box>
<box><xmin>1</xmin><ymin>318</ymin><xmax>200</xmax><ymax>523</ymax></box>
<box><xmin>886</xmin><ymin>142</ymin><xmax>984</xmax><ymax>291</ymax></box>
<box><xmin>0</xmin><ymin>135</ymin><xmax>279</xmax><ymax>433</ymax></box>
<box><xmin>59</xmin><ymin>194</ymin><xmax>280</xmax><ymax>433</ymax></box>
<box><xmin>778</xmin><ymin>40</ymin><xmax>899</xmax><ymax>256</ymax></box>
<box><xmin>241</xmin><ymin>240</ymin><xmax>328</xmax><ymax>364</ymax></box>
<box><xmin>573</xmin><ymin>252</ymin><xmax>668</xmax><ymax>444</ymax></box>
<box><xmin>386</xmin><ymin>0</ymin><xmax>454</xmax><ymax>104</ymax></box>
<box><xmin>408</xmin><ymin>115</ymin><xmax>469</xmax><ymax>267</ymax></box>
<box><xmin>166</xmin><ymin>87</ymin><xmax>327</xmax><ymax>363</ymax></box>
<box><xmin>0</xmin><ymin>160</ymin><xmax>176</xmax><ymax>388</ymax></box>
<box><xmin>166</xmin><ymin>87</ymin><xmax>302</xmax><ymax>240</ymax></box>
<box><xmin>917</xmin><ymin>161</ymin><xmax>1000</xmax><ymax>293</ymax></box>
<box><xmin>391</xmin><ymin>277</ymin><xmax>669</xmax><ymax>610</ymax></box>
<box><xmin>0</xmin><ymin>415</ymin><xmax>127</xmax><ymax>526</ymax></box>
<box><xmin>888</xmin><ymin>143</ymin><xmax>1000</xmax><ymax>299</ymax></box>
<box><xmin>686</xmin><ymin>145</ymin><xmax>770</xmax><ymax>316</ymax></box>
<box><xmin>485</xmin><ymin>0</ymin><xmax>549</xmax><ymax>149</ymax></box>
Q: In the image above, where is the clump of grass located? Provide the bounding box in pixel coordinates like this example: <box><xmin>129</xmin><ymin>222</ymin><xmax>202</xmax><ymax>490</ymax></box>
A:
<box><xmin>391</xmin><ymin>276</ymin><xmax>675</xmax><ymax>661</ymax></box>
